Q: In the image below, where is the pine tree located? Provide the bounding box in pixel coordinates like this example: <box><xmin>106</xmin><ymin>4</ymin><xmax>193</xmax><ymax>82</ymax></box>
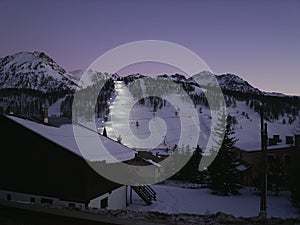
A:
<box><xmin>189</xmin><ymin>145</ymin><xmax>203</xmax><ymax>183</ymax></box>
<box><xmin>208</xmin><ymin>112</ymin><xmax>240</xmax><ymax>196</ymax></box>
<box><xmin>171</xmin><ymin>145</ymin><xmax>203</xmax><ymax>183</ymax></box>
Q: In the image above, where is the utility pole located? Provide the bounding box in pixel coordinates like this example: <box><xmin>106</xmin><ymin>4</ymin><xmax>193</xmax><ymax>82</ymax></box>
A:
<box><xmin>260</xmin><ymin>106</ymin><xmax>268</xmax><ymax>218</ymax></box>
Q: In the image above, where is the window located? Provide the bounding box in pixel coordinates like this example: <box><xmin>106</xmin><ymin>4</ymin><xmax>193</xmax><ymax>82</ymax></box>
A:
<box><xmin>30</xmin><ymin>197</ymin><xmax>35</xmax><ymax>203</ymax></box>
<box><xmin>6</xmin><ymin>194</ymin><xmax>11</xmax><ymax>201</ymax></box>
<box><xmin>284</xmin><ymin>155</ymin><xmax>292</xmax><ymax>165</ymax></box>
<box><xmin>69</xmin><ymin>203</ymin><xmax>76</xmax><ymax>208</ymax></box>
<box><xmin>267</xmin><ymin>154</ymin><xmax>275</xmax><ymax>162</ymax></box>
<box><xmin>41</xmin><ymin>198</ymin><xmax>53</xmax><ymax>205</ymax></box>
<box><xmin>100</xmin><ymin>197</ymin><xmax>108</xmax><ymax>209</ymax></box>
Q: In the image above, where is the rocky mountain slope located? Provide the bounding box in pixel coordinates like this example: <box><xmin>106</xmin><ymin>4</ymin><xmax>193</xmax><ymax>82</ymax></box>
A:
<box><xmin>0</xmin><ymin>51</ymin><xmax>77</xmax><ymax>93</ymax></box>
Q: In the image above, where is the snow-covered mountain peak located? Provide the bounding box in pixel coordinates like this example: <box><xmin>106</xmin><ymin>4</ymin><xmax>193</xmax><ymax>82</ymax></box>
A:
<box><xmin>119</xmin><ymin>71</ymin><xmax>262</xmax><ymax>95</ymax></box>
<box><xmin>169</xmin><ymin>73</ymin><xmax>187</xmax><ymax>81</ymax></box>
<box><xmin>217</xmin><ymin>73</ymin><xmax>244</xmax><ymax>84</ymax></box>
<box><xmin>69</xmin><ymin>69</ymin><xmax>120</xmax><ymax>88</ymax></box>
<box><xmin>216</xmin><ymin>73</ymin><xmax>262</xmax><ymax>95</ymax></box>
<box><xmin>188</xmin><ymin>71</ymin><xmax>217</xmax><ymax>86</ymax></box>
<box><xmin>127</xmin><ymin>73</ymin><xmax>145</xmax><ymax>79</ymax></box>
<box><xmin>111</xmin><ymin>73</ymin><xmax>120</xmax><ymax>80</ymax></box>
<box><xmin>69</xmin><ymin>69</ymin><xmax>84</xmax><ymax>80</ymax></box>
<box><xmin>0</xmin><ymin>51</ymin><xmax>77</xmax><ymax>92</ymax></box>
<box><xmin>0</xmin><ymin>50</ymin><xmax>292</xmax><ymax>98</ymax></box>
<box><xmin>194</xmin><ymin>70</ymin><xmax>214</xmax><ymax>77</ymax></box>
<box><xmin>188</xmin><ymin>71</ymin><xmax>262</xmax><ymax>95</ymax></box>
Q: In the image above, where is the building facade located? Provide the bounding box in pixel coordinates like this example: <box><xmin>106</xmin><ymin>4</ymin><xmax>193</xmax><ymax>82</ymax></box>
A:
<box><xmin>0</xmin><ymin>114</ymin><xmax>135</xmax><ymax>209</ymax></box>
<box><xmin>236</xmin><ymin>136</ymin><xmax>300</xmax><ymax>190</ymax></box>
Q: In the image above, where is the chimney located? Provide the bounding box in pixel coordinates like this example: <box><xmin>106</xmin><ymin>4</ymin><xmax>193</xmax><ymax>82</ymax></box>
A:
<box><xmin>44</xmin><ymin>108</ymin><xmax>48</xmax><ymax>124</ymax></box>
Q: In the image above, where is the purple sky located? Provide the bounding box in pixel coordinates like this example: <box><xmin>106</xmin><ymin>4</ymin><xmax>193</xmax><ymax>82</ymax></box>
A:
<box><xmin>0</xmin><ymin>0</ymin><xmax>299</xmax><ymax>95</ymax></box>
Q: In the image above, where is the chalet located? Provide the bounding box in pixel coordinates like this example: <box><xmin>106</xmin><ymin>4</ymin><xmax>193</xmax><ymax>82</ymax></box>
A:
<box><xmin>236</xmin><ymin>134</ymin><xmax>300</xmax><ymax>189</ymax></box>
<box><xmin>0</xmin><ymin>114</ymin><xmax>156</xmax><ymax>209</ymax></box>
<box><xmin>130</xmin><ymin>151</ymin><xmax>165</xmax><ymax>183</ymax></box>
<box><xmin>150</xmin><ymin>148</ymin><xmax>174</xmax><ymax>160</ymax></box>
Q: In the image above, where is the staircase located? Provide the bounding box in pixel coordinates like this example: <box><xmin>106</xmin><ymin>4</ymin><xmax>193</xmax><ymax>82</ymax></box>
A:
<box><xmin>130</xmin><ymin>172</ymin><xmax>157</xmax><ymax>205</ymax></box>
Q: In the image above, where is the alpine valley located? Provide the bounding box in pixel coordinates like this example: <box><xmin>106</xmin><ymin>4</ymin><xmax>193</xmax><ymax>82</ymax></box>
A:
<box><xmin>1</xmin><ymin>51</ymin><xmax>299</xmax><ymax>150</ymax></box>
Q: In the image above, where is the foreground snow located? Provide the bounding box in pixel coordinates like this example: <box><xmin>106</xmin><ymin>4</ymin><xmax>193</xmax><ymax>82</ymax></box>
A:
<box><xmin>127</xmin><ymin>184</ymin><xmax>299</xmax><ymax>218</ymax></box>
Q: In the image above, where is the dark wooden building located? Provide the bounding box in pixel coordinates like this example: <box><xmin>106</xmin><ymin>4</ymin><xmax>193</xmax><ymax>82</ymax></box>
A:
<box><xmin>0</xmin><ymin>114</ymin><xmax>136</xmax><ymax>209</ymax></box>
<box><xmin>236</xmin><ymin>136</ymin><xmax>300</xmax><ymax>190</ymax></box>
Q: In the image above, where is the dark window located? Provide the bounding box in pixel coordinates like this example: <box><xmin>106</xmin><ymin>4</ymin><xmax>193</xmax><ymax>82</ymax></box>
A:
<box><xmin>41</xmin><ymin>198</ymin><xmax>53</xmax><ymax>204</ymax></box>
<box><xmin>30</xmin><ymin>197</ymin><xmax>35</xmax><ymax>203</ymax></box>
<box><xmin>6</xmin><ymin>194</ymin><xmax>11</xmax><ymax>201</ymax></box>
<box><xmin>69</xmin><ymin>203</ymin><xmax>76</xmax><ymax>208</ymax></box>
<box><xmin>267</xmin><ymin>154</ymin><xmax>275</xmax><ymax>162</ymax></box>
<box><xmin>101</xmin><ymin>197</ymin><xmax>108</xmax><ymax>209</ymax></box>
<box><xmin>284</xmin><ymin>155</ymin><xmax>292</xmax><ymax>165</ymax></box>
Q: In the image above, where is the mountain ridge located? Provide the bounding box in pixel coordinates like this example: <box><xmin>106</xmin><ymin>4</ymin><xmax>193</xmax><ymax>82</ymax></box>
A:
<box><xmin>0</xmin><ymin>51</ymin><xmax>298</xmax><ymax>98</ymax></box>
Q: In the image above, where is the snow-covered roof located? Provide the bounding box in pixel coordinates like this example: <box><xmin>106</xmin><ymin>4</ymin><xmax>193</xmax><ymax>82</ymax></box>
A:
<box><xmin>150</xmin><ymin>149</ymin><xmax>173</xmax><ymax>156</ymax></box>
<box><xmin>237</xmin><ymin>142</ymin><xmax>295</xmax><ymax>152</ymax></box>
<box><xmin>7</xmin><ymin>115</ymin><xmax>136</xmax><ymax>163</ymax></box>
<box><xmin>142</xmin><ymin>158</ymin><xmax>162</xmax><ymax>167</ymax></box>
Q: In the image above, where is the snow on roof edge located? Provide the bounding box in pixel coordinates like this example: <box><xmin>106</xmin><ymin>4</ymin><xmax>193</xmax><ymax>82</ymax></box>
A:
<box><xmin>5</xmin><ymin>115</ymin><xmax>136</xmax><ymax>163</ymax></box>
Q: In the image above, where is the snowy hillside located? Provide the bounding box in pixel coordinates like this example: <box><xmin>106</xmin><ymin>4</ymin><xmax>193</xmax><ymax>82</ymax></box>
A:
<box><xmin>102</xmin><ymin>78</ymin><xmax>300</xmax><ymax>152</ymax></box>
<box><xmin>226</xmin><ymin>100</ymin><xmax>299</xmax><ymax>150</ymax></box>
<box><xmin>0</xmin><ymin>51</ymin><xmax>79</xmax><ymax>116</ymax></box>
<box><xmin>0</xmin><ymin>51</ymin><xmax>77</xmax><ymax>92</ymax></box>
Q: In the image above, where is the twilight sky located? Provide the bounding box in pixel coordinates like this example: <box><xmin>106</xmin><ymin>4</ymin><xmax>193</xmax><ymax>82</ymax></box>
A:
<box><xmin>0</xmin><ymin>0</ymin><xmax>299</xmax><ymax>95</ymax></box>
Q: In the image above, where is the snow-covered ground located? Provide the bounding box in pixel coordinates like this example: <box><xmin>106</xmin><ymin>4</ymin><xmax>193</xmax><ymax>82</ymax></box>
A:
<box><xmin>103</xmin><ymin>80</ymin><xmax>299</xmax><ymax>152</ymax></box>
<box><xmin>127</xmin><ymin>184</ymin><xmax>299</xmax><ymax>218</ymax></box>
<box><xmin>104</xmin><ymin>81</ymin><xmax>199</xmax><ymax>149</ymax></box>
<box><xmin>227</xmin><ymin>101</ymin><xmax>299</xmax><ymax>150</ymax></box>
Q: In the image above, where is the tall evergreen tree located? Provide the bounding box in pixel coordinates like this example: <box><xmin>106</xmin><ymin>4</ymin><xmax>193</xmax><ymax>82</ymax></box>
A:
<box><xmin>171</xmin><ymin>145</ymin><xmax>203</xmax><ymax>183</ymax></box>
<box><xmin>208</xmin><ymin>112</ymin><xmax>240</xmax><ymax>196</ymax></box>
<box><xmin>189</xmin><ymin>145</ymin><xmax>203</xmax><ymax>183</ymax></box>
